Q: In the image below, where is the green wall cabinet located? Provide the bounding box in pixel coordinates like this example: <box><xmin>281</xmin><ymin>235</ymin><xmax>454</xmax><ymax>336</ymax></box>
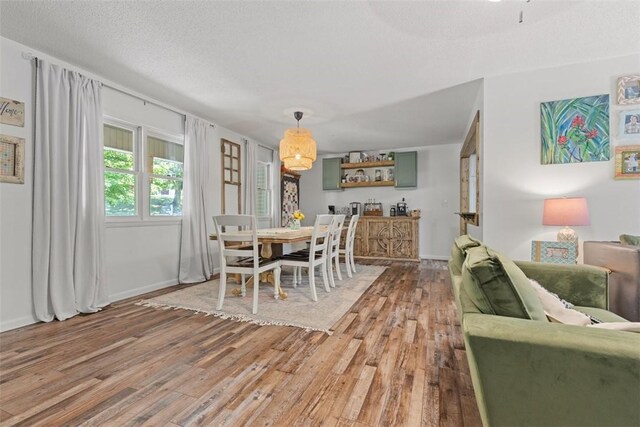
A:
<box><xmin>395</xmin><ymin>151</ymin><xmax>417</xmax><ymax>188</ymax></box>
<box><xmin>322</xmin><ymin>157</ymin><xmax>343</xmax><ymax>191</ymax></box>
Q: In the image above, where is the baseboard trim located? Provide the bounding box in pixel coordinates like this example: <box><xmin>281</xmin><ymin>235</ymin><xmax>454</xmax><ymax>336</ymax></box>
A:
<box><xmin>109</xmin><ymin>279</ymin><xmax>180</xmax><ymax>303</ymax></box>
<box><xmin>420</xmin><ymin>254</ymin><xmax>449</xmax><ymax>261</ymax></box>
<box><xmin>0</xmin><ymin>314</ymin><xmax>40</xmax><ymax>333</ymax></box>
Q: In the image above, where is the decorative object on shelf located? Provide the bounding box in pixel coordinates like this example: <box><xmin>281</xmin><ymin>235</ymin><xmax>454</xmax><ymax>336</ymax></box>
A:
<box><xmin>541</xmin><ymin>95</ymin><xmax>610</xmax><ymax>164</ymax></box>
<box><xmin>390</xmin><ymin>206</ymin><xmax>396</xmax><ymax>216</ymax></box>
<box><xmin>0</xmin><ymin>134</ymin><xmax>25</xmax><ymax>184</ymax></box>
<box><xmin>374</xmin><ymin>169</ymin><xmax>382</xmax><ymax>181</ymax></box>
<box><xmin>290</xmin><ymin>210</ymin><xmax>304</xmax><ymax>229</ymax></box>
<box><xmin>410</xmin><ymin>209</ymin><xmax>421</xmax><ymax>218</ymax></box>
<box><xmin>531</xmin><ymin>241</ymin><xmax>577</xmax><ymax>264</ymax></box>
<box><xmin>0</xmin><ymin>97</ymin><xmax>25</xmax><ymax>127</ymax></box>
<box><xmin>281</xmin><ymin>170</ymin><xmax>300</xmax><ymax>227</ymax></box>
<box><xmin>279</xmin><ymin>111</ymin><xmax>317</xmax><ymax>171</ymax></box>
<box><xmin>614</xmin><ymin>144</ymin><xmax>640</xmax><ymax>180</ymax></box>
<box><xmin>396</xmin><ymin>197</ymin><xmax>408</xmax><ymax>216</ymax></box>
<box><xmin>619</xmin><ymin>110</ymin><xmax>640</xmax><ymax>139</ymax></box>
<box><xmin>363</xmin><ymin>201</ymin><xmax>383</xmax><ymax>216</ymax></box>
<box><xmin>617</xmin><ymin>74</ymin><xmax>640</xmax><ymax>105</ymax></box>
<box><xmin>384</xmin><ymin>168</ymin><xmax>393</xmax><ymax>182</ymax></box>
<box><xmin>349</xmin><ymin>151</ymin><xmax>363</xmax><ymax>163</ymax></box>
<box><xmin>542</xmin><ymin>197</ymin><xmax>590</xmax><ymax>245</ymax></box>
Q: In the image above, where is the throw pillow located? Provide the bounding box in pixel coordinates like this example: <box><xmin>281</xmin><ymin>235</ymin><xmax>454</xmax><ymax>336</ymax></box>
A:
<box><xmin>527</xmin><ymin>279</ymin><xmax>591</xmax><ymax>325</ymax></box>
<box><xmin>619</xmin><ymin>234</ymin><xmax>640</xmax><ymax>246</ymax></box>
<box><xmin>588</xmin><ymin>322</ymin><xmax>640</xmax><ymax>332</ymax></box>
<box><xmin>461</xmin><ymin>245</ymin><xmax>547</xmax><ymax>321</ymax></box>
<box><xmin>450</xmin><ymin>235</ymin><xmax>482</xmax><ymax>275</ymax></box>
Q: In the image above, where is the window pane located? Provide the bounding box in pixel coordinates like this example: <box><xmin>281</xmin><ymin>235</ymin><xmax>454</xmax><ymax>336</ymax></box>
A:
<box><xmin>104</xmin><ymin>147</ymin><xmax>134</xmax><ymax>170</ymax></box>
<box><xmin>105</xmin><ymin>171</ymin><xmax>136</xmax><ymax>216</ymax></box>
<box><xmin>147</xmin><ymin>136</ymin><xmax>183</xmax><ymax>177</ymax></box>
<box><xmin>256</xmin><ymin>189</ymin><xmax>269</xmax><ymax>217</ymax></box>
<box><xmin>150</xmin><ymin>177</ymin><xmax>183</xmax><ymax>216</ymax></box>
<box><xmin>257</xmin><ymin>163</ymin><xmax>268</xmax><ymax>190</ymax></box>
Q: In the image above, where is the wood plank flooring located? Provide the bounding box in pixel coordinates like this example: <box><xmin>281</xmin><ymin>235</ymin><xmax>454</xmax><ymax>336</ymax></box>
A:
<box><xmin>0</xmin><ymin>260</ymin><xmax>481</xmax><ymax>426</ymax></box>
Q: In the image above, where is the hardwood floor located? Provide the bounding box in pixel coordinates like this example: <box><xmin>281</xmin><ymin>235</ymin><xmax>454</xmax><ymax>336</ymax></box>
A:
<box><xmin>0</xmin><ymin>260</ymin><xmax>481</xmax><ymax>426</ymax></box>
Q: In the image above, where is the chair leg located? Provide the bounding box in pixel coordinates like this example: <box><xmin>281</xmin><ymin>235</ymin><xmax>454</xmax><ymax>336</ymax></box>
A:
<box><xmin>327</xmin><ymin>256</ymin><xmax>336</xmax><ymax>288</ymax></box>
<box><xmin>309</xmin><ymin>266</ymin><xmax>318</xmax><ymax>302</ymax></box>
<box><xmin>334</xmin><ymin>255</ymin><xmax>343</xmax><ymax>281</ymax></box>
<box><xmin>321</xmin><ymin>261</ymin><xmax>331</xmax><ymax>293</ymax></box>
<box><xmin>252</xmin><ymin>270</ymin><xmax>259</xmax><ymax>314</ymax></box>
<box><xmin>217</xmin><ymin>267</ymin><xmax>226</xmax><ymax>310</ymax></box>
<box><xmin>344</xmin><ymin>253</ymin><xmax>352</xmax><ymax>278</ymax></box>
<box><xmin>350</xmin><ymin>249</ymin><xmax>357</xmax><ymax>273</ymax></box>
<box><xmin>241</xmin><ymin>274</ymin><xmax>246</xmax><ymax>296</ymax></box>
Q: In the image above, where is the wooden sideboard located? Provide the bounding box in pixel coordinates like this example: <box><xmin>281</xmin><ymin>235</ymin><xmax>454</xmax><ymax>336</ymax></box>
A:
<box><xmin>352</xmin><ymin>216</ymin><xmax>420</xmax><ymax>262</ymax></box>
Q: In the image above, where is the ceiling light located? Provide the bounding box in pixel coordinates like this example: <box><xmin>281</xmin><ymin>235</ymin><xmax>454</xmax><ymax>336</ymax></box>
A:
<box><xmin>279</xmin><ymin>111</ymin><xmax>317</xmax><ymax>171</ymax></box>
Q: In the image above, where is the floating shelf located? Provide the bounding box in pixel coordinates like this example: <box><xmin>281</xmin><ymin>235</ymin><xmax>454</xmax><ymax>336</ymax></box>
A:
<box><xmin>341</xmin><ymin>181</ymin><xmax>395</xmax><ymax>188</ymax></box>
<box><xmin>341</xmin><ymin>160</ymin><xmax>395</xmax><ymax>169</ymax></box>
<box><xmin>455</xmin><ymin>212</ymin><xmax>478</xmax><ymax>222</ymax></box>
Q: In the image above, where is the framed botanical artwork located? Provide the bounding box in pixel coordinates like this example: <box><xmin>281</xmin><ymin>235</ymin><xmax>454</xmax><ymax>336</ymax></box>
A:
<box><xmin>0</xmin><ymin>134</ymin><xmax>25</xmax><ymax>184</ymax></box>
<box><xmin>617</xmin><ymin>75</ymin><xmax>640</xmax><ymax>105</ymax></box>
<box><xmin>614</xmin><ymin>144</ymin><xmax>640</xmax><ymax>180</ymax></box>
<box><xmin>618</xmin><ymin>110</ymin><xmax>640</xmax><ymax>139</ymax></box>
<box><xmin>531</xmin><ymin>241</ymin><xmax>577</xmax><ymax>264</ymax></box>
<box><xmin>540</xmin><ymin>95</ymin><xmax>610</xmax><ymax>164</ymax></box>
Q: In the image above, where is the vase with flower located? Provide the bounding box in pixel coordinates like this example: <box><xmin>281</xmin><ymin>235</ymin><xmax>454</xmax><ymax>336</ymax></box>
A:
<box><xmin>290</xmin><ymin>210</ymin><xmax>304</xmax><ymax>230</ymax></box>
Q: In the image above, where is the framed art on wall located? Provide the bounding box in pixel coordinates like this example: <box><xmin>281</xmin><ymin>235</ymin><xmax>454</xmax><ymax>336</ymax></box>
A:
<box><xmin>618</xmin><ymin>110</ymin><xmax>640</xmax><ymax>139</ymax></box>
<box><xmin>614</xmin><ymin>144</ymin><xmax>640</xmax><ymax>180</ymax></box>
<box><xmin>617</xmin><ymin>75</ymin><xmax>640</xmax><ymax>105</ymax></box>
<box><xmin>531</xmin><ymin>241</ymin><xmax>577</xmax><ymax>264</ymax></box>
<box><xmin>0</xmin><ymin>134</ymin><xmax>25</xmax><ymax>184</ymax></box>
<box><xmin>540</xmin><ymin>95</ymin><xmax>610</xmax><ymax>165</ymax></box>
<box><xmin>0</xmin><ymin>97</ymin><xmax>25</xmax><ymax>127</ymax></box>
<box><xmin>281</xmin><ymin>170</ymin><xmax>300</xmax><ymax>227</ymax></box>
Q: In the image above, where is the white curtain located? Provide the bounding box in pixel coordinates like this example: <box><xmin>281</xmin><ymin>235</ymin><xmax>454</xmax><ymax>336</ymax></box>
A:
<box><xmin>245</xmin><ymin>140</ymin><xmax>257</xmax><ymax>216</ymax></box>
<box><xmin>33</xmin><ymin>60</ymin><xmax>108</xmax><ymax>322</ymax></box>
<box><xmin>179</xmin><ymin>116</ymin><xmax>214</xmax><ymax>283</ymax></box>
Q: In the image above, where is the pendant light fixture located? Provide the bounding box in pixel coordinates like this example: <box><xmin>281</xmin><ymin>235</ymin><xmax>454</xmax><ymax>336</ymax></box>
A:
<box><xmin>279</xmin><ymin>111</ymin><xmax>317</xmax><ymax>171</ymax></box>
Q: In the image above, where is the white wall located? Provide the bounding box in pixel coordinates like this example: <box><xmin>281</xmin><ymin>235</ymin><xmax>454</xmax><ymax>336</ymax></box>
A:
<box><xmin>482</xmin><ymin>54</ymin><xmax>640</xmax><ymax>260</ymax></box>
<box><xmin>0</xmin><ymin>37</ymin><xmax>274</xmax><ymax>330</ymax></box>
<box><xmin>300</xmin><ymin>145</ymin><xmax>461</xmax><ymax>259</ymax></box>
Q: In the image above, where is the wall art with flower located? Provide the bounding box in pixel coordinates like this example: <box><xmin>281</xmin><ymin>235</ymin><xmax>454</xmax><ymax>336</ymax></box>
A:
<box><xmin>540</xmin><ymin>94</ymin><xmax>610</xmax><ymax>164</ymax></box>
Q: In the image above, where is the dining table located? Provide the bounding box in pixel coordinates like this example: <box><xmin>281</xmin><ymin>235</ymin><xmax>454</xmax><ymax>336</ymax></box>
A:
<box><xmin>209</xmin><ymin>226</ymin><xmax>318</xmax><ymax>299</ymax></box>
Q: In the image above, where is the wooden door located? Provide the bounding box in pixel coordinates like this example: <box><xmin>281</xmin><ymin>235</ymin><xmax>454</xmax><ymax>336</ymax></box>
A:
<box><xmin>366</xmin><ymin>219</ymin><xmax>390</xmax><ymax>258</ymax></box>
<box><xmin>389</xmin><ymin>219</ymin><xmax>417</xmax><ymax>259</ymax></box>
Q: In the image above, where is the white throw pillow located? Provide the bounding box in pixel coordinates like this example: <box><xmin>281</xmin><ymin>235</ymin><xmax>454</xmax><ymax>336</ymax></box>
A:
<box><xmin>588</xmin><ymin>322</ymin><xmax>640</xmax><ymax>332</ymax></box>
<box><xmin>528</xmin><ymin>279</ymin><xmax>591</xmax><ymax>326</ymax></box>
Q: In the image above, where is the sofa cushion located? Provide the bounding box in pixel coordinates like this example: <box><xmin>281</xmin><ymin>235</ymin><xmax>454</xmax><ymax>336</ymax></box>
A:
<box><xmin>619</xmin><ymin>234</ymin><xmax>640</xmax><ymax>247</ymax></box>
<box><xmin>462</xmin><ymin>245</ymin><xmax>547</xmax><ymax>321</ymax></box>
<box><xmin>450</xmin><ymin>235</ymin><xmax>482</xmax><ymax>275</ymax></box>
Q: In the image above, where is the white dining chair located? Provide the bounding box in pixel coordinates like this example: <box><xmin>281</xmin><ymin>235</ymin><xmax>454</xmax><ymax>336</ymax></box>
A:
<box><xmin>340</xmin><ymin>214</ymin><xmax>360</xmax><ymax>277</ymax></box>
<box><xmin>212</xmin><ymin>215</ymin><xmax>281</xmax><ymax>314</ymax></box>
<box><xmin>327</xmin><ymin>214</ymin><xmax>346</xmax><ymax>287</ymax></box>
<box><xmin>279</xmin><ymin>214</ymin><xmax>332</xmax><ymax>301</ymax></box>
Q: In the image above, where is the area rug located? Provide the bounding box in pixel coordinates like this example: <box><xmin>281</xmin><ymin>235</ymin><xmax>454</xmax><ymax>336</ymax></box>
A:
<box><xmin>137</xmin><ymin>264</ymin><xmax>386</xmax><ymax>334</ymax></box>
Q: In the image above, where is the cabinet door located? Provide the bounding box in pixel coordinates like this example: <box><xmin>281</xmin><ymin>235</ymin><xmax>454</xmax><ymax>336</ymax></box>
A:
<box><xmin>366</xmin><ymin>219</ymin><xmax>390</xmax><ymax>258</ymax></box>
<box><xmin>322</xmin><ymin>157</ymin><xmax>343</xmax><ymax>191</ymax></box>
<box><xmin>389</xmin><ymin>220</ymin><xmax>417</xmax><ymax>259</ymax></box>
<box><xmin>395</xmin><ymin>151</ymin><xmax>417</xmax><ymax>188</ymax></box>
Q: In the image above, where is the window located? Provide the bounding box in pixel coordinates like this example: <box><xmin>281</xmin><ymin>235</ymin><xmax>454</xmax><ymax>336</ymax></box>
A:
<box><xmin>256</xmin><ymin>161</ymin><xmax>271</xmax><ymax>218</ymax></box>
<box><xmin>104</xmin><ymin>124</ymin><xmax>137</xmax><ymax>216</ymax></box>
<box><xmin>103</xmin><ymin>119</ymin><xmax>184</xmax><ymax>220</ymax></box>
<box><xmin>147</xmin><ymin>135</ymin><xmax>184</xmax><ymax>216</ymax></box>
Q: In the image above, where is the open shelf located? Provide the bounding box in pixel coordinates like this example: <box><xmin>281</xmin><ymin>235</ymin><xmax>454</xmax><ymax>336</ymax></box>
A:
<box><xmin>455</xmin><ymin>212</ymin><xmax>478</xmax><ymax>222</ymax></box>
<box><xmin>341</xmin><ymin>181</ymin><xmax>395</xmax><ymax>188</ymax></box>
<box><xmin>341</xmin><ymin>160</ymin><xmax>395</xmax><ymax>169</ymax></box>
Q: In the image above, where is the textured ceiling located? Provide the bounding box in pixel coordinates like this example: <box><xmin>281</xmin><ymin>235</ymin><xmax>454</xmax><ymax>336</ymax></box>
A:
<box><xmin>1</xmin><ymin>1</ymin><xmax>638</xmax><ymax>152</ymax></box>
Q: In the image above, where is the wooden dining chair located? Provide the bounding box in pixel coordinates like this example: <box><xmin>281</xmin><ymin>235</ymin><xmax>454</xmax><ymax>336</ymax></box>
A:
<box><xmin>279</xmin><ymin>214</ymin><xmax>332</xmax><ymax>301</ymax></box>
<box><xmin>327</xmin><ymin>214</ymin><xmax>346</xmax><ymax>287</ymax></box>
<box><xmin>340</xmin><ymin>215</ymin><xmax>360</xmax><ymax>278</ymax></box>
<box><xmin>212</xmin><ymin>215</ymin><xmax>281</xmax><ymax>314</ymax></box>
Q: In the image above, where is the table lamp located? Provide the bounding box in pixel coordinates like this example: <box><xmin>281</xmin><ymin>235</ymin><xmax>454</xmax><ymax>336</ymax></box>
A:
<box><xmin>542</xmin><ymin>197</ymin><xmax>590</xmax><ymax>243</ymax></box>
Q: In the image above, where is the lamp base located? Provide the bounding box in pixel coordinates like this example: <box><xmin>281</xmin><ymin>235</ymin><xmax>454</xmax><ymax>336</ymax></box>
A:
<box><xmin>557</xmin><ymin>226</ymin><xmax>577</xmax><ymax>243</ymax></box>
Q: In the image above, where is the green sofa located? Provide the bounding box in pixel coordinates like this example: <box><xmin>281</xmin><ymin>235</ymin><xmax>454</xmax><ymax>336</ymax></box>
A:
<box><xmin>449</xmin><ymin>236</ymin><xmax>640</xmax><ymax>427</ymax></box>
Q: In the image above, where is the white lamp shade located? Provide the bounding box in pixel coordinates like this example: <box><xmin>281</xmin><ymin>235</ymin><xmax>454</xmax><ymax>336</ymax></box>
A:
<box><xmin>542</xmin><ymin>197</ymin><xmax>590</xmax><ymax>226</ymax></box>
